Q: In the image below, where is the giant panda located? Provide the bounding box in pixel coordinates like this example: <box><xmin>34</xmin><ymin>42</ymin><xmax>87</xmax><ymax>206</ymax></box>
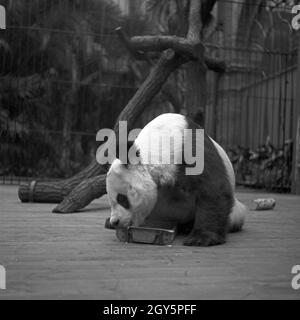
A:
<box><xmin>106</xmin><ymin>113</ymin><xmax>247</xmax><ymax>246</ymax></box>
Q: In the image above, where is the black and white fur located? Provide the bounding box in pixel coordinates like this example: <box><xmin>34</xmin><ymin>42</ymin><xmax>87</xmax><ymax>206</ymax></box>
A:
<box><xmin>106</xmin><ymin>113</ymin><xmax>247</xmax><ymax>246</ymax></box>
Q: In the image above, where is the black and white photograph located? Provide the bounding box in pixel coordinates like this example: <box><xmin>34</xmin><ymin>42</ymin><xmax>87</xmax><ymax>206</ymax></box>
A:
<box><xmin>0</xmin><ymin>0</ymin><xmax>300</xmax><ymax>304</ymax></box>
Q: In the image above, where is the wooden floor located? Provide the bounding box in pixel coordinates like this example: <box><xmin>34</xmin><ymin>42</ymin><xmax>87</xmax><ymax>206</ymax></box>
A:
<box><xmin>0</xmin><ymin>185</ymin><xmax>299</xmax><ymax>300</ymax></box>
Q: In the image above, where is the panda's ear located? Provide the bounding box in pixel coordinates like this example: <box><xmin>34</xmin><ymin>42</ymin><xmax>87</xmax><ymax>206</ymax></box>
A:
<box><xmin>107</xmin><ymin>158</ymin><xmax>124</xmax><ymax>176</ymax></box>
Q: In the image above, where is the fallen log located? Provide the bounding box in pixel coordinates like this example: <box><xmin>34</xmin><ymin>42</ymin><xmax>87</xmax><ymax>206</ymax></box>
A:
<box><xmin>18</xmin><ymin>161</ymin><xmax>107</xmax><ymax>203</ymax></box>
<box><xmin>52</xmin><ymin>175</ymin><xmax>107</xmax><ymax>213</ymax></box>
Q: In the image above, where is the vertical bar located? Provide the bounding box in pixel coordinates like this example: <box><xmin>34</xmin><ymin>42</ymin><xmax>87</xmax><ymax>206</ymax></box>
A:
<box><xmin>291</xmin><ymin>36</ymin><xmax>300</xmax><ymax>194</ymax></box>
<box><xmin>282</xmin><ymin>54</ymin><xmax>288</xmax><ymax>191</ymax></box>
<box><xmin>211</xmin><ymin>72</ymin><xmax>219</xmax><ymax>140</ymax></box>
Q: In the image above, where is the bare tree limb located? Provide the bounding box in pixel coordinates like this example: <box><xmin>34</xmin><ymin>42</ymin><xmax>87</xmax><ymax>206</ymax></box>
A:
<box><xmin>205</xmin><ymin>56</ymin><xmax>226</xmax><ymax>73</ymax></box>
<box><xmin>128</xmin><ymin>35</ymin><xmax>225</xmax><ymax>72</ymax></box>
<box><xmin>130</xmin><ymin>35</ymin><xmax>198</xmax><ymax>58</ymax></box>
<box><xmin>114</xmin><ymin>48</ymin><xmax>189</xmax><ymax>129</ymax></box>
<box><xmin>116</xmin><ymin>18</ymin><xmax>224</xmax><ymax>73</ymax></box>
<box><xmin>115</xmin><ymin>27</ymin><xmax>149</xmax><ymax>61</ymax></box>
<box><xmin>187</xmin><ymin>0</ymin><xmax>203</xmax><ymax>42</ymax></box>
<box><xmin>116</xmin><ymin>27</ymin><xmax>183</xmax><ymax>113</ymax></box>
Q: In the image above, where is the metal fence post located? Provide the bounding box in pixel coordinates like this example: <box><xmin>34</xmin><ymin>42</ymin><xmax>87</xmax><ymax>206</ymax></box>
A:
<box><xmin>292</xmin><ymin>35</ymin><xmax>300</xmax><ymax>194</ymax></box>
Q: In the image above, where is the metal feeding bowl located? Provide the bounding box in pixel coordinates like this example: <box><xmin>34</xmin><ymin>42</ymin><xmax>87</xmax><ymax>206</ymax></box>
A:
<box><xmin>104</xmin><ymin>217</ymin><xmax>176</xmax><ymax>245</ymax></box>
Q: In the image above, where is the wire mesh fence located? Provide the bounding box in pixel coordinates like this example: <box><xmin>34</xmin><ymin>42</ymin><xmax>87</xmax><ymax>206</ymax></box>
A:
<box><xmin>206</xmin><ymin>48</ymin><xmax>297</xmax><ymax>192</ymax></box>
<box><xmin>0</xmin><ymin>0</ymin><xmax>299</xmax><ymax>192</ymax></box>
<box><xmin>204</xmin><ymin>0</ymin><xmax>299</xmax><ymax>192</ymax></box>
<box><xmin>0</xmin><ymin>0</ymin><xmax>143</xmax><ymax>183</ymax></box>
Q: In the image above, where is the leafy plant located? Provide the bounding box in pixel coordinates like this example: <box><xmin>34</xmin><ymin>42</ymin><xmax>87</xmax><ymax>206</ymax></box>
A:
<box><xmin>229</xmin><ymin>137</ymin><xmax>293</xmax><ymax>192</ymax></box>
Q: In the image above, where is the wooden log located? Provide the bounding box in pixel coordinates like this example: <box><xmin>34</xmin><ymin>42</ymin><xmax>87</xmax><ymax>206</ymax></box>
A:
<box><xmin>114</xmin><ymin>48</ymin><xmax>189</xmax><ymax>128</ymax></box>
<box><xmin>184</xmin><ymin>0</ymin><xmax>206</xmax><ymax>123</ymax></box>
<box><xmin>19</xmin><ymin>180</ymin><xmax>67</xmax><ymax>203</ymax></box>
<box><xmin>52</xmin><ymin>175</ymin><xmax>107</xmax><ymax>213</ymax></box>
<box><xmin>18</xmin><ymin>163</ymin><xmax>107</xmax><ymax>203</ymax></box>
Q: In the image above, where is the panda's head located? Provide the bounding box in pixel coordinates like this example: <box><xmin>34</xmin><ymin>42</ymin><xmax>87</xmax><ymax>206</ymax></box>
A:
<box><xmin>106</xmin><ymin>159</ymin><xmax>158</xmax><ymax>228</ymax></box>
<box><xmin>106</xmin><ymin>113</ymin><xmax>187</xmax><ymax>228</ymax></box>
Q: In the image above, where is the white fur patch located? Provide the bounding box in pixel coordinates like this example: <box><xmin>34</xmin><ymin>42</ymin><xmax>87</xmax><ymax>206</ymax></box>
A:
<box><xmin>106</xmin><ymin>159</ymin><xmax>158</xmax><ymax>227</ymax></box>
<box><xmin>210</xmin><ymin>138</ymin><xmax>247</xmax><ymax>231</ymax></box>
<box><xmin>134</xmin><ymin>113</ymin><xmax>187</xmax><ymax>186</ymax></box>
<box><xmin>229</xmin><ymin>198</ymin><xmax>247</xmax><ymax>232</ymax></box>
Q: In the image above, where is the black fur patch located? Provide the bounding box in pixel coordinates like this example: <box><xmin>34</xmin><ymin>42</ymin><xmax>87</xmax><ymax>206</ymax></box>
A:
<box><xmin>116</xmin><ymin>193</ymin><xmax>130</xmax><ymax>209</ymax></box>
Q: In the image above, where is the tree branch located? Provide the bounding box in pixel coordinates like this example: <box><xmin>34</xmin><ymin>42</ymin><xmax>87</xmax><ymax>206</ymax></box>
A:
<box><xmin>115</xmin><ymin>28</ymin><xmax>183</xmax><ymax>113</ymax></box>
<box><xmin>114</xmin><ymin>49</ymin><xmax>189</xmax><ymax>130</ymax></box>
<box><xmin>205</xmin><ymin>56</ymin><xmax>226</xmax><ymax>73</ymax></box>
<box><xmin>129</xmin><ymin>35</ymin><xmax>225</xmax><ymax>72</ymax></box>
<box><xmin>116</xmin><ymin>23</ymin><xmax>225</xmax><ymax>73</ymax></box>
<box><xmin>187</xmin><ymin>0</ymin><xmax>203</xmax><ymax>42</ymax></box>
<box><xmin>130</xmin><ymin>35</ymin><xmax>197</xmax><ymax>59</ymax></box>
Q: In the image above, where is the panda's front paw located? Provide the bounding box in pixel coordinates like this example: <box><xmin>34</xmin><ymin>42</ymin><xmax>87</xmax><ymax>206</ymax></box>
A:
<box><xmin>183</xmin><ymin>230</ymin><xmax>226</xmax><ymax>246</ymax></box>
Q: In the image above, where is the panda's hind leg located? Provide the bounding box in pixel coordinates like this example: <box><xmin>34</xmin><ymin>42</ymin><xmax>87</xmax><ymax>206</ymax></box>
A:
<box><xmin>183</xmin><ymin>201</ymin><xmax>230</xmax><ymax>247</ymax></box>
<box><xmin>183</xmin><ymin>222</ymin><xmax>226</xmax><ymax>246</ymax></box>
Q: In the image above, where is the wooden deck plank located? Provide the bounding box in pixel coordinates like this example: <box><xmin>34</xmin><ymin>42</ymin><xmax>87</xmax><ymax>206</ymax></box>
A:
<box><xmin>0</xmin><ymin>185</ymin><xmax>300</xmax><ymax>299</ymax></box>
